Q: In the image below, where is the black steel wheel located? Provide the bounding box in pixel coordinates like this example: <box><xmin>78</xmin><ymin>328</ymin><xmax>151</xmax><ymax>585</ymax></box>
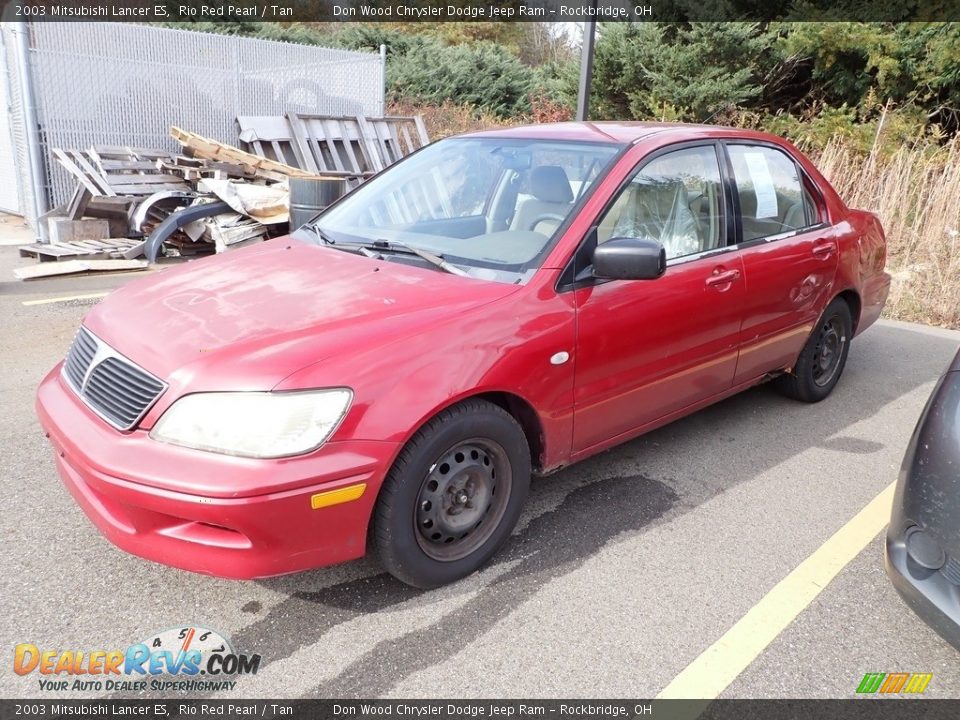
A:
<box><xmin>775</xmin><ymin>297</ymin><xmax>853</xmax><ymax>403</ymax></box>
<box><xmin>811</xmin><ymin>314</ymin><xmax>846</xmax><ymax>388</ymax></box>
<box><xmin>372</xmin><ymin>399</ymin><xmax>530</xmax><ymax>588</ymax></box>
<box><xmin>415</xmin><ymin>439</ymin><xmax>511</xmax><ymax>562</ymax></box>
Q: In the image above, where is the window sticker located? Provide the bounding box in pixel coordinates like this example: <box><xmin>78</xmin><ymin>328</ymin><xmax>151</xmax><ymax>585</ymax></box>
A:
<box><xmin>743</xmin><ymin>152</ymin><xmax>779</xmax><ymax>219</ymax></box>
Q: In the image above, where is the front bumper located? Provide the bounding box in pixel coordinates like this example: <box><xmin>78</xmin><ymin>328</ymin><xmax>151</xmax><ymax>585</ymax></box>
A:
<box><xmin>884</xmin><ymin>366</ymin><xmax>960</xmax><ymax>650</ymax></box>
<box><xmin>885</xmin><ymin>530</ymin><xmax>960</xmax><ymax>651</ymax></box>
<box><xmin>36</xmin><ymin>365</ymin><xmax>399</xmax><ymax>579</ymax></box>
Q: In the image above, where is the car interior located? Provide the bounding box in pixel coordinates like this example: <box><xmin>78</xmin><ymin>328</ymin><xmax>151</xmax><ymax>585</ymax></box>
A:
<box><xmin>323</xmin><ymin>141</ymin><xmax>823</xmax><ymax>277</ymax></box>
<box><xmin>508</xmin><ymin>165</ymin><xmax>576</xmax><ymax>236</ymax></box>
<box><xmin>596</xmin><ymin>148</ymin><xmax>723</xmax><ymax>260</ymax></box>
<box><xmin>728</xmin><ymin>145</ymin><xmax>820</xmax><ymax>241</ymax></box>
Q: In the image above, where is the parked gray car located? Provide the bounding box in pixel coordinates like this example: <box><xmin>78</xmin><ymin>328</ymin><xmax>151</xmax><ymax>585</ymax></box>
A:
<box><xmin>886</xmin><ymin>347</ymin><xmax>960</xmax><ymax>650</ymax></box>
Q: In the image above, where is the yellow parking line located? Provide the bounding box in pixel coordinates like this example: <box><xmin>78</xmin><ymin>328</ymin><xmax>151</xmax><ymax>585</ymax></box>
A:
<box><xmin>657</xmin><ymin>481</ymin><xmax>896</xmax><ymax>700</ymax></box>
<box><xmin>21</xmin><ymin>292</ymin><xmax>109</xmax><ymax>306</ymax></box>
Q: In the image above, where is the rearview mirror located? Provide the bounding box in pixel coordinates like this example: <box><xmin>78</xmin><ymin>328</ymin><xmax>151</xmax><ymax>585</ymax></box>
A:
<box><xmin>592</xmin><ymin>237</ymin><xmax>666</xmax><ymax>280</ymax></box>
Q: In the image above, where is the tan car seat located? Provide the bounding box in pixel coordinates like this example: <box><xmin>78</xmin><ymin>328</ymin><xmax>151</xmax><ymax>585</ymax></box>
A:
<box><xmin>510</xmin><ymin>166</ymin><xmax>574</xmax><ymax>235</ymax></box>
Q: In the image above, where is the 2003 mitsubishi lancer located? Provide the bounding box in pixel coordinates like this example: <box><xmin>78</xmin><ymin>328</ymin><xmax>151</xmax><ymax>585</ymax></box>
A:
<box><xmin>37</xmin><ymin>122</ymin><xmax>891</xmax><ymax>588</ymax></box>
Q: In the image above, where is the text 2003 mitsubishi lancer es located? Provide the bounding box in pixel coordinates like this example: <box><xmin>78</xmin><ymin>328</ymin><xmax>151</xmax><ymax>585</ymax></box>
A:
<box><xmin>37</xmin><ymin>122</ymin><xmax>890</xmax><ymax>588</ymax></box>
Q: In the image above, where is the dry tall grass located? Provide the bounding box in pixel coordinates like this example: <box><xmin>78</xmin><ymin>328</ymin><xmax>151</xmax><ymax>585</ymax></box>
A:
<box><xmin>814</xmin><ymin>137</ymin><xmax>960</xmax><ymax>328</ymax></box>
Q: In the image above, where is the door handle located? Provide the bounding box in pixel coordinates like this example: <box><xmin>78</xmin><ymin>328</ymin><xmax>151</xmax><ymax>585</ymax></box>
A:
<box><xmin>812</xmin><ymin>242</ymin><xmax>835</xmax><ymax>258</ymax></box>
<box><xmin>705</xmin><ymin>269</ymin><xmax>741</xmax><ymax>287</ymax></box>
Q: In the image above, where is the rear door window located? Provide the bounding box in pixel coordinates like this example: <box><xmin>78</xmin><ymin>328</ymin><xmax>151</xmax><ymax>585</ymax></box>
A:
<box><xmin>727</xmin><ymin>145</ymin><xmax>815</xmax><ymax>242</ymax></box>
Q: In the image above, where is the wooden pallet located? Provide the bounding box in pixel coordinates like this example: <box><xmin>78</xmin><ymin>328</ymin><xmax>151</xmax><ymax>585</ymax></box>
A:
<box><xmin>19</xmin><ymin>237</ymin><xmax>145</xmax><ymax>262</ymax></box>
<box><xmin>87</xmin><ymin>146</ymin><xmax>188</xmax><ymax>196</ymax></box>
<box><xmin>170</xmin><ymin>126</ymin><xmax>317</xmax><ymax>182</ymax></box>
<box><xmin>238</xmin><ymin>114</ymin><xmax>429</xmax><ymax>178</ymax></box>
<box><xmin>53</xmin><ymin>147</ymin><xmax>188</xmax><ymax>198</ymax></box>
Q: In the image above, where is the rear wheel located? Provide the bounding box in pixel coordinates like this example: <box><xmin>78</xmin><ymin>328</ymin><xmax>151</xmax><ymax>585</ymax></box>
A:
<box><xmin>372</xmin><ymin>399</ymin><xmax>530</xmax><ymax>588</ymax></box>
<box><xmin>775</xmin><ymin>298</ymin><xmax>853</xmax><ymax>403</ymax></box>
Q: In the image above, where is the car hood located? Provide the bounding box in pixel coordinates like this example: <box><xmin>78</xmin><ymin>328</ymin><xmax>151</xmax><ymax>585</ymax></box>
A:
<box><xmin>83</xmin><ymin>238</ymin><xmax>517</xmax><ymax>391</ymax></box>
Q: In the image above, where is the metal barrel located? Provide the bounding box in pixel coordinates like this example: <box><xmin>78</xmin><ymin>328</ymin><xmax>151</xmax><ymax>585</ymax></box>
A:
<box><xmin>288</xmin><ymin>177</ymin><xmax>348</xmax><ymax>230</ymax></box>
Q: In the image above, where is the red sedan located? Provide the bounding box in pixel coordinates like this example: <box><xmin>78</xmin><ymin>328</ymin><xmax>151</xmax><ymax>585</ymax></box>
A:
<box><xmin>37</xmin><ymin>122</ymin><xmax>890</xmax><ymax>588</ymax></box>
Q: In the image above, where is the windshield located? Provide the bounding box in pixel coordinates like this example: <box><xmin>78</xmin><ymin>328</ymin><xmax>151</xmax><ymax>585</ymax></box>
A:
<box><xmin>306</xmin><ymin>137</ymin><xmax>622</xmax><ymax>283</ymax></box>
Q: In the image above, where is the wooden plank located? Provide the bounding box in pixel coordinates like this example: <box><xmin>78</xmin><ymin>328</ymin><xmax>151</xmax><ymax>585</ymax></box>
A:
<box><xmin>19</xmin><ymin>243</ymin><xmax>80</xmax><ymax>259</ymax></box>
<box><xmin>104</xmin><ymin>173</ymin><xmax>187</xmax><ymax>186</ymax></box>
<box><xmin>65</xmin><ymin>239</ymin><xmax>110</xmax><ymax>251</ymax></box>
<box><xmin>90</xmin><ymin>145</ymin><xmax>171</xmax><ymax>160</ymax></box>
<box><xmin>170</xmin><ymin>126</ymin><xmax>317</xmax><ymax>179</ymax></box>
<box><xmin>354</xmin><ymin>116</ymin><xmax>384</xmax><ymax>172</ymax></box>
<box><xmin>305</xmin><ymin>121</ymin><xmax>334</xmax><ymax>173</ymax></box>
<box><xmin>52</xmin><ymin>150</ymin><xmax>104</xmax><ymax>197</ymax></box>
<box><xmin>412</xmin><ymin>116</ymin><xmax>430</xmax><ymax>146</ymax></box>
<box><xmin>400</xmin><ymin>124</ymin><xmax>415</xmax><ymax>156</ymax></box>
<box><xmin>105</xmin><ymin>182</ymin><xmax>192</xmax><ymax>195</ymax></box>
<box><xmin>119</xmin><ymin>241</ymin><xmax>146</xmax><ymax>260</ymax></box>
<box><xmin>99</xmin><ymin>237</ymin><xmax>140</xmax><ymax>248</ymax></box>
<box><xmin>14</xmin><ymin>259</ymin><xmax>148</xmax><ymax>280</ymax></box>
<box><xmin>313</xmin><ymin>117</ymin><xmax>347</xmax><ymax>173</ymax></box>
<box><xmin>369</xmin><ymin>120</ymin><xmax>396</xmax><ymax>167</ymax></box>
<box><xmin>69</xmin><ymin>151</ymin><xmax>114</xmax><ymax>196</ymax></box>
<box><xmin>97</xmin><ymin>160</ymin><xmax>160</xmax><ymax>171</ymax></box>
<box><xmin>85</xmin><ymin>196</ymin><xmax>137</xmax><ymax>222</ymax></box>
<box><xmin>336</xmin><ymin>118</ymin><xmax>363</xmax><ymax>175</ymax></box>
<box><xmin>286</xmin><ymin>113</ymin><xmax>320</xmax><ymax>173</ymax></box>
<box><xmin>66</xmin><ymin>184</ymin><xmax>92</xmax><ymax>220</ymax></box>
<box><xmin>384</xmin><ymin>121</ymin><xmax>405</xmax><ymax>165</ymax></box>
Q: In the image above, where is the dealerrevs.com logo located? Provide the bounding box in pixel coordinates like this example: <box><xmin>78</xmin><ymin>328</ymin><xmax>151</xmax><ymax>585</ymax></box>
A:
<box><xmin>14</xmin><ymin>626</ymin><xmax>261</xmax><ymax>693</ymax></box>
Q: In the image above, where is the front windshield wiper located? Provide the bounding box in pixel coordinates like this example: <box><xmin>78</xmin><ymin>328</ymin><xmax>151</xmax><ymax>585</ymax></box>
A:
<box><xmin>364</xmin><ymin>239</ymin><xmax>470</xmax><ymax>277</ymax></box>
<box><xmin>309</xmin><ymin>224</ymin><xmax>337</xmax><ymax>246</ymax></box>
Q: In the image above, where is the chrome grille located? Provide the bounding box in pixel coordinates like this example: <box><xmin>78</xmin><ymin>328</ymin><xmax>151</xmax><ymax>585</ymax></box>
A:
<box><xmin>942</xmin><ymin>556</ymin><xmax>960</xmax><ymax>586</ymax></box>
<box><xmin>62</xmin><ymin>326</ymin><xmax>97</xmax><ymax>390</ymax></box>
<box><xmin>62</xmin><ymin>327</ymin><xmax>166</xmax><ymax>430</ymax></box>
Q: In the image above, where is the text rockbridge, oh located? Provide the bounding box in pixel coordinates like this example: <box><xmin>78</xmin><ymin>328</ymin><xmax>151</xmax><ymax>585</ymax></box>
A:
<box><xmin>331</xmin><ymin>704</ymin><xmax>653</xmax><ymax>717</ymax></box>
<box><xmin>332</xmin><ymin>4</ymin><xmax>652</xmax><ymax>19</ymax></box>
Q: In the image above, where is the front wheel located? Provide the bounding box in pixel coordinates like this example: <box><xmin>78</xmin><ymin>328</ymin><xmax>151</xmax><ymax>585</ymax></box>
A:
<box><xmin>775</xmin><ymin>298</ymin><xmax>853</xmax><ymax>403</ymax></box>
<box><xmin>372</xmin><ymin>399</ymin><xmax>531</xmax><ymax>588</ymax></box>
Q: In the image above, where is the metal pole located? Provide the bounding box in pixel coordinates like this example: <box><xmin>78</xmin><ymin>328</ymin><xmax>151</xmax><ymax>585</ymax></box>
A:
<box><xmin>576</xmin><ymin>19</ymin><xmax>597</xmax><ymax>121</ymax></box>
<box><xmin>379</xmin><ymin>43</ymin><xmax>387</xmax><ymax>117</ymax></box>
<box><xmin>12</xmin><ymin>21</ymin><xmax>47</xmax><ymax>241</ymax></box>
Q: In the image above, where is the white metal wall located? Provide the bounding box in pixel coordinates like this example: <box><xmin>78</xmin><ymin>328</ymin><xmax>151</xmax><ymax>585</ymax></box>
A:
<box><xmin>0</xmin><ymin>28</ymin><xmax>23</xmax><ymax>215</ymax></box>
<box><xmin>19</xmin><ymin>23</ymin><xmax>384</xmax><ymax>214</ymax></box>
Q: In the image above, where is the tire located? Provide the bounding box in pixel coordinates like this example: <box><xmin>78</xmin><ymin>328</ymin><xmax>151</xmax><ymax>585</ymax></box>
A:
<box><xmin>775</xmin><ymin>297</ymin><xmax>853</xmax><ymax>403</ymax></box>
<box><xmin>372</xmin><ymin>399</ymin><xmax>531</xmax><ymax>588</ymax></box>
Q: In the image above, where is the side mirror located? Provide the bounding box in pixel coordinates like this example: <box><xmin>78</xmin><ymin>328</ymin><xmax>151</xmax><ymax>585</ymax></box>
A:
<box><xmin>592</xmin><ymin>237</ymin><xmax>666</xmax><ymax>280</ymax></box>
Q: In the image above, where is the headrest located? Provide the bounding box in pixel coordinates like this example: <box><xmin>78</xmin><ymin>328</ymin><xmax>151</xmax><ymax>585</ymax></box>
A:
<box><xmin>530</xmin><ymin>166</ymin><xmax>573</xmax><ymax>204</ymax></box>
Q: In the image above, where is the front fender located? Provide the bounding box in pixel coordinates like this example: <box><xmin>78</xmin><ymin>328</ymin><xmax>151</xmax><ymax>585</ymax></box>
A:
<box><xmin>274</xmin><ymin>285</ymin><xmax>577</xmax><ymax>471</ymax></box>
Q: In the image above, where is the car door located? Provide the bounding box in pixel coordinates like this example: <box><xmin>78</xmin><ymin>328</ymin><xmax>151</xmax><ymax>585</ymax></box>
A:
<box><xmin>723</xmin><ymin>143</ymin><xmax>841</xmax><ymax>384</ymax></box>
<box><xmin>569</xmin><ymin>143</ymin><xmax>747</xmax><ymax>453</ymax></box>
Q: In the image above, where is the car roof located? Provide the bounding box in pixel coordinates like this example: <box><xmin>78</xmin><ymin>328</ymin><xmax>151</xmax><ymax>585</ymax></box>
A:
<box><xmin>462</xmin><ymin>121</ymin><xmax>787</xmax><ymax>147</ymax></box>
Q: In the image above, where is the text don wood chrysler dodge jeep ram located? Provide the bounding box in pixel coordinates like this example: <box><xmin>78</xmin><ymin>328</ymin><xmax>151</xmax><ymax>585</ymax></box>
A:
<box><xmin>37</xmin><ymin>122</ymin><xmax>890</xmax><ymax>588</ymax></box>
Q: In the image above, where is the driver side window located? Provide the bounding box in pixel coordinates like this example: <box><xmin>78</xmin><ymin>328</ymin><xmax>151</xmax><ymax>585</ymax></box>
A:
<box><xmin>596</xmin><ymin>145</ymin><xmax>725</xmax><ymax>261</ymax></box>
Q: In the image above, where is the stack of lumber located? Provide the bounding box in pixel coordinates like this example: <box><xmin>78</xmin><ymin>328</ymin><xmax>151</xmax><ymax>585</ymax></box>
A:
<box><xmin>19</xmin><ymin>137</ymin><xmax>293</xmax><ymax>276</ymax></box>
<box><xmin>15</xmin><ymin>115</ymin><xmax>429</xmax><ymax>279</ymax></box>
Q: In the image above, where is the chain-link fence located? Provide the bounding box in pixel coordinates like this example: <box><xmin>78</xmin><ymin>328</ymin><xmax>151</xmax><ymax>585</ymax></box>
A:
<box><xmin>2</xmin><ymin>22</ymin><xmax>385</xmax><ymax>225</ymax></box>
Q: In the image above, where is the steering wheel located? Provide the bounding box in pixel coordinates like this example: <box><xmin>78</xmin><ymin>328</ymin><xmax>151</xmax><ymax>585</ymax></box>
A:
<box><xmin>527</xmin><ymin>212</ymin><xmax>567</xmax><ymax>232</ymax></box>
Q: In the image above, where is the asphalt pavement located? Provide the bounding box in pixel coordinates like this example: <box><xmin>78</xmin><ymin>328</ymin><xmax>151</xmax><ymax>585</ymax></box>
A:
<box><xmin>2</xmin><ymin>244</ymin><xmax>959</xmax><ymax>700</ymax></box>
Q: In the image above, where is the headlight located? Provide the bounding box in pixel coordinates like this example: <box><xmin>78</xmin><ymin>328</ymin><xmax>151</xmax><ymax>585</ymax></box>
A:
<box><xmin>149</xmin><ymin>389</ymin><xmax>352</xmax><ymax>458</ymax></box>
